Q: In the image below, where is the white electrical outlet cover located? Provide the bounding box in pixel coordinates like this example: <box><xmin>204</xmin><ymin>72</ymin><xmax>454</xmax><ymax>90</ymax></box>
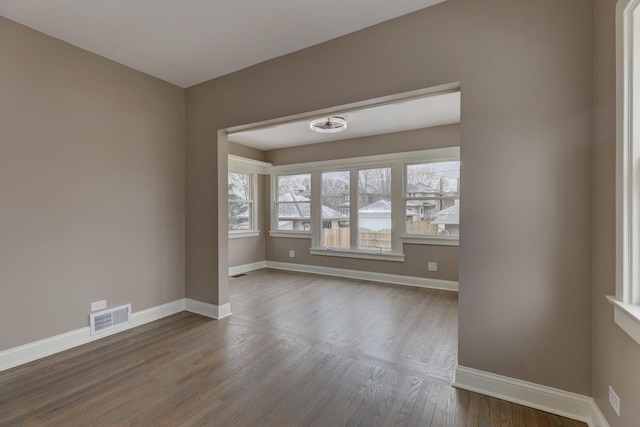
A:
<box><xmin>428</xmin><ymin>262</ymin><xmax>438</xmax><ymax>272</ymax></box>
<box><xmin>289</xmin><ymin>250</ymin><xmax>295</xmax><ymax>258</ymax></box>
<box><xmin>91</xmin><ymin>300</ymin><xmax>107</xmax><ymax>312</ymax></box>
<box><xmin>609</xmin><ymin>386</ymin><xmax>621</xmax><ymax>416</ymax></box>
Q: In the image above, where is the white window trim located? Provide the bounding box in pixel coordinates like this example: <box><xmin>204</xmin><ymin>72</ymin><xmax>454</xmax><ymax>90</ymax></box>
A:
<box><xmin>268</xmin><ymin>231</ymin><xmax>312</xmax><ymax>239</ymax></box>
<box><xmin>403</xmin><ymin>161</ymin><xmax>460</xmax><ymax>240</ymax></box>
<box><xmin>272</xmin><ymin>172</ymin><xmax>312</xmax><ymax>235</ymax></box>
<box><xmin>269</xmin><ymin>148</ymin><xmax>460</xmax><ymax>261</ymax></box>
<box><xmin>310</xmin><ymin>248</ymin><xmax>405</xmax><ymax>262</ymax></box>
<box><xmin>228</xmin><ymin>155</ymin><xmax>272</xmax><ymax>238</ymax></box>
<box><xmin>401</xmin><ymin>236</ymin><xmax>459</xmax><ymax>246</ymax></box>
<box><xmin>312</xmin><ymin>163</ymin><xmax>403</xmax><ymax>259</ymax></box>
<box><xmin>228</xmin><ymin>154</ymin><xmax>272</xmax><ymax>174</ymax></box>
<box><xmin>612</xmin><ymin>0</ymin><xmax>640</xmax><ymax>346</ymax></box>
<box><xmin>229</xmin><ymin>231</ymin><xmax>261</xmax><ymax>239</ymax></box>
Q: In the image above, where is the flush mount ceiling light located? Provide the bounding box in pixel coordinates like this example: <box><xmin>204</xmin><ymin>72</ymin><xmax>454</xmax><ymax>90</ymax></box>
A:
<box><xmin>310</xmin><ymin>116</ymin><xmax>347</xmax><ymax>133</ymax></box>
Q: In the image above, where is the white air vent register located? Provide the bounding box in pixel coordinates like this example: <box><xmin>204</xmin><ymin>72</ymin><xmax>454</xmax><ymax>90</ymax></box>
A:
<box><xmin>89</xmin><ymin>304</ymin><xmax>131</xmax><ymax>335</ymax></box>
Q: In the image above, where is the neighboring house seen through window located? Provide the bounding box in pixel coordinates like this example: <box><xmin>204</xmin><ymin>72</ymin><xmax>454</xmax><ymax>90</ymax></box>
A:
<box><xmin>404</xmin><ymin>162</ymin><xmax>460</xmax><ymax>237</ymax></box>
<box><xmin>270</xmin><ymin>147</ymin><xmax>460</xmax><ymax>261</ymax></box>
<box><xmin>275</xmin><ymin>173</ymin><xmax>312</xmax><ymax>233</ymax></box>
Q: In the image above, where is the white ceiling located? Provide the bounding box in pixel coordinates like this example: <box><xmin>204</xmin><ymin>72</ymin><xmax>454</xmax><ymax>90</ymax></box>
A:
<box><xmin>0</xmin><ymin>0</ymin><xmax>446</xmax><ymax>88</ymax></box>
<box><xmin>228</xmin><ymin>91</ymin><xmax>460</xmax><ymax>150</ymax></box>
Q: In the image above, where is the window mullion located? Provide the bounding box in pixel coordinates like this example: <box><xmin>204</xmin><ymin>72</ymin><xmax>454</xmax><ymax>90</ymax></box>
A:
<box><xmin>391</xmin><ymin>162</ymin><xmax>403</xmax><ymax>253</ymax></box>
<box><xmin>350</xmin><ymin>168</ymin><xmax>358</xmax><ymax>249</ymax></box>
<box><xmin>311</xmin><ymin>171</ymin><xmax>319</xmax><ymax>247</ymax></box>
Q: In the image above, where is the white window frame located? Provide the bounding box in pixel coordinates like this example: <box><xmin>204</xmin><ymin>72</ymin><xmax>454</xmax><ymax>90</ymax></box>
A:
<box><xmin>611</xmin><ymin>0</ymin><xmax>640</xmax><ymax>346</ymax></box>
<box><xmin>402</xmin><ymin>161</ymin><xmax>460</xmax><ymax>244</ymax></box>
<box><xmin>268</xmin><ymin>147</ymin><xmax>460</xmax><ymax>261</ymax></box>
<box><xmin>270</xmin><ymin>172</ymin><xmax>313</xmax><ymax>238</ymax></box>
<box><xmin>228</xmin><ymin>155</ymin><xmax>271</xmax><ymax>239</ymax></box>
<box><xmin>315</xmin><ymin>164</ymin><xmax>402</xmax><ymax>259</ymax></box>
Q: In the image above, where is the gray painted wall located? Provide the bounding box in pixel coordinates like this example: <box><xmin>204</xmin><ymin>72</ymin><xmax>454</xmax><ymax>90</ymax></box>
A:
<box><xmin>264</xmin><ymin>124</ymin><xmax>460</xmax><ymax>165</ymax></box>
<box><xmin>0</xmin><ymin>17</ymin><xmax>186</xmax><ymax>351</ymax></box>
<box><xmin>186</xmin><ymin>0</ymin><xmax>593</xmax><ymax>395</ymax></box>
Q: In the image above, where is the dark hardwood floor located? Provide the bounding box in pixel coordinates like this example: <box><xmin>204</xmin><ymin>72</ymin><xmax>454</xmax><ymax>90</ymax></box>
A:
<box><xmin>0</xmin><ymin>269</ymin><xmax>585</xmax><ymax>426</ymax></box>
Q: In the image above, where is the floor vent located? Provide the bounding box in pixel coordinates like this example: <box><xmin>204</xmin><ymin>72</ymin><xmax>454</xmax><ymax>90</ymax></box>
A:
<box><xmin>89</xmin><ymin>304</ymin><xmax>131</xmax><ymax>335</ymax></box>
<box><xmin>231</xmin><ymin>273</ymin><xmax>247</xmax><ymax>278</ymax></box>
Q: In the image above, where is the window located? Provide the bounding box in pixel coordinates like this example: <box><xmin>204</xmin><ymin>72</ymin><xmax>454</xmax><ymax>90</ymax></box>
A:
<box><xmin>228</xmin><ymin>171</ymin><xmax>257</xmax><ymax>236</ymax></box>
<box><xmin>612</xmin><ymin>0</ymin><xmax>640</xmax><ymax>345</ymax></box>
<box><xmin>358</xmin><ymin>167</ymin><xmax>392</xmax><ymax>250</ymax></box>
<box><xmin>269</xmin><ymin>147</ymin><xmax>459</xmax><ymax>260</ymax></box>
<box><xmin>404</xmin><ymin>161</ymin><xmax>460</xmax><ymax>237</ymax></box>
<box><xmin>320</xmin><ymin>171</ymin><xmax>350</xmax><ymax>248</ymax></box>
<box><xmin>274</xmin><ymin>173</ymin><xmax>312</xmax><ymax>233</ymax></box>
<box><xmin>318</xmin><ymin>167</ymin><xmax>397</xmax><ymax>256</ymax></box>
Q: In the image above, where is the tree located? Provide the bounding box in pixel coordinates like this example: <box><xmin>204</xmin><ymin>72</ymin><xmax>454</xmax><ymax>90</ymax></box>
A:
<box><xmin>406</xmin><ymin>163</ymin><xmax>438</xmax><ymax>190</ymax></box>
<box><xmin>277</xmin><ymin>174</ymin><xmax>310</xmax><ymax>199</ymax></box>
<box><xmin>321</xmin><ymin>171</ymin><xmax>349</xmax><ymax>210</ymax></box>
<box><xmin>228</xmin><ymin>172</ymin><xmax>250</xmax><ymax>217</ymax></box>
<box><xmin>406</xmin><ymin>162</ymin><xmax>460</xmax><ymax>193</ymax></box>
<box><xmin>358</xmin><ymin>167</ymin><xmax>391</xmax><ymax>206</ymax></box>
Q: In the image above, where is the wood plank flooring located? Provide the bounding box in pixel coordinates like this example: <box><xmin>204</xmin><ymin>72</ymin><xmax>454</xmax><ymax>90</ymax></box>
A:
<box><xmin>0</xmin><ymin>269</ymin><xmax>586</xmax><ymax>426</ymax></box>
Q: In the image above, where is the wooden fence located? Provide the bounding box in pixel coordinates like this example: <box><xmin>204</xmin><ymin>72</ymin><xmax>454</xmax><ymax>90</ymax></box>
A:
<box><xmin>322</xmin><ymin>228</ymin><xmax>391</xmax><ymax>249</ymax></box>
<box><xmin>405</xmin><ymin>220</ymin><xmax>441</xmax><ymax>235</ymax></box>
<box><xmin>322</xmin><ymin>227</ymin><xmax>350</xmax><ymax>248</ymax></box>
<box><xmin>321</xmin><ymin>221</ymin><xmax>444</xmax><ymax>248</ymax></box>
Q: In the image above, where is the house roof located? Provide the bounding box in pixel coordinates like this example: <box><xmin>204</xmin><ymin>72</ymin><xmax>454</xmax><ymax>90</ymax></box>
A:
<box><xmin>406</xmin><ymin>200</ymin><xmax>436</xmax><ymax>207</ymax></box>
<box><xmin>278</xmin><ymin>192</ymin><xmax>309</xmax><ymax>203</ymax></box>
<box><xmin>431</xmin><ymin>204</ymin><xmax>459</xmax><ymax>225</ymax></box>
<box><xmin>274</xmin><ymin>191</ymin><xmax>346</xmax><ymax>220</ymax></box>
<box><xmin>406</xmin><ymin>182</ymin><xmax>439</xmax><ymax>194</ymax></box>
<box><xmin>321</xmin><ymin>206</ymin><xmax>348</xmax><ymax>220</ymax></box>
<box><xmin>277</xmin><ymin>193</ymin><xmax>310</xmax><ymax>219</ymax></box>
<box><xmin>359</xmin><ymin>199</ymin><xmax>392</xmax><ymax>213</ymax></box>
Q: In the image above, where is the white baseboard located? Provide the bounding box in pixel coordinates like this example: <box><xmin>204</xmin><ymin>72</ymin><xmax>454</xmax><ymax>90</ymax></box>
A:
<box><xmin>185</xmin><ymin>298</ymin><xmax>232</xmax><ymax>319</ymax></box>
<box><xmin>229</xmin><ymin>261</ymin><xmax>267</xmax><ymax>276</ymax></box>
<box><xmin>264</xmin><ymin>261</ymin><xmax>458</xmax><ymax>292</ymax></box>
<box><xmin>454</xmin><ymin>366</ymin><xmax>610</xmax><ymax>427</ymax></box>
<box><xmin>590</xmin><ymin>400</ymin><xmax>611</xmax><ymax>427</ymax></box>
<box><xmin>0</xmin><ymin>299</ymin><xmax>185</xmax><ymax>372</ymax></box>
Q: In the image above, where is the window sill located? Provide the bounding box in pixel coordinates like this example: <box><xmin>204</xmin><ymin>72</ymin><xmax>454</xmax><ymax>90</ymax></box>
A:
<box><xmin>229</xmin><ymin>231</ymin><xmax>260</xmax><ymax>239</ymax></box>
<box><xmin>607</xmin><ymin>296</ymin><xmax>640</xmax><ymax>346</ymax></box>
<box><xmin>269</xmin><ymin>231</ymin><xmax>312</xmax><ymax>239</ymax></box>
<box><xmin>310</xmin><ymin>248</ymin><xmax>405</xmax><ymax>262</ymax></box>
<box><xmin>401</xmin><ymin>236</ymin><xmax>459</xmax><ymax>246</ymax></box>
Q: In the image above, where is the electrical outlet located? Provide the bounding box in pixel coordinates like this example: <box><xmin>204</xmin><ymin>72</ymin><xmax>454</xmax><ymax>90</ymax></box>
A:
<box><xmin>289</xmin><ymin>250</ymin><xmax>295</xmax><ymax>258</ymax></box>
<box><xmin>91</xmin><ymin>300</ymin><xmax>107</xmax><ymax>312</ymax></box>
<box><xmin>609</xmin><ymin>386</ymin><xmax>621</xmax><ymax>416</ymax></box>
<box><xmin>428</xmin><ymin>262</ymin><xmax>438</xmax><ymax>272</ymax></box>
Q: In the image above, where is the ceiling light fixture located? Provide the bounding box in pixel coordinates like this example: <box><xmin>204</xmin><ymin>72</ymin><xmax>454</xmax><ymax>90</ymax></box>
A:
<box><xmin>310</xmin><ymin>116</ymin><xmax>347</xmax><ymax>133</ymax></box>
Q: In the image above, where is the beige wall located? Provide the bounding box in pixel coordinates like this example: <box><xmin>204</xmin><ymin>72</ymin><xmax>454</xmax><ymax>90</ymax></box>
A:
<box><xmin>267</xmin><ymin>238</ymin><xmax>459</xmax><ymax>282</ymax></box>
<box><xmin>0</xmin><ymin>17</ymin><xmax>186</xmax><ymax>351</ymax></box>
<box><xmin>229</xmin><ymin>141</ymin><xmax>265</xmax><ymax>162</ymax></box>
<box><xmin>264</xmin><ymin>124</ymin><xmax>459</xmax><ymax>165</ymax></box>
<box><xmin>186</xmin><ymin>0</ymin><xmax>593</xmax><ymax>394</ymax></box>
<box><xmin>592</xmin><ymin>1</ymin><xmax>640</xmax><ymax>426</ymax></box>
<box><xmin>264</xmin><ymin>125</ymin><xmax>460</xmax><ymax>282</ymax></box>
